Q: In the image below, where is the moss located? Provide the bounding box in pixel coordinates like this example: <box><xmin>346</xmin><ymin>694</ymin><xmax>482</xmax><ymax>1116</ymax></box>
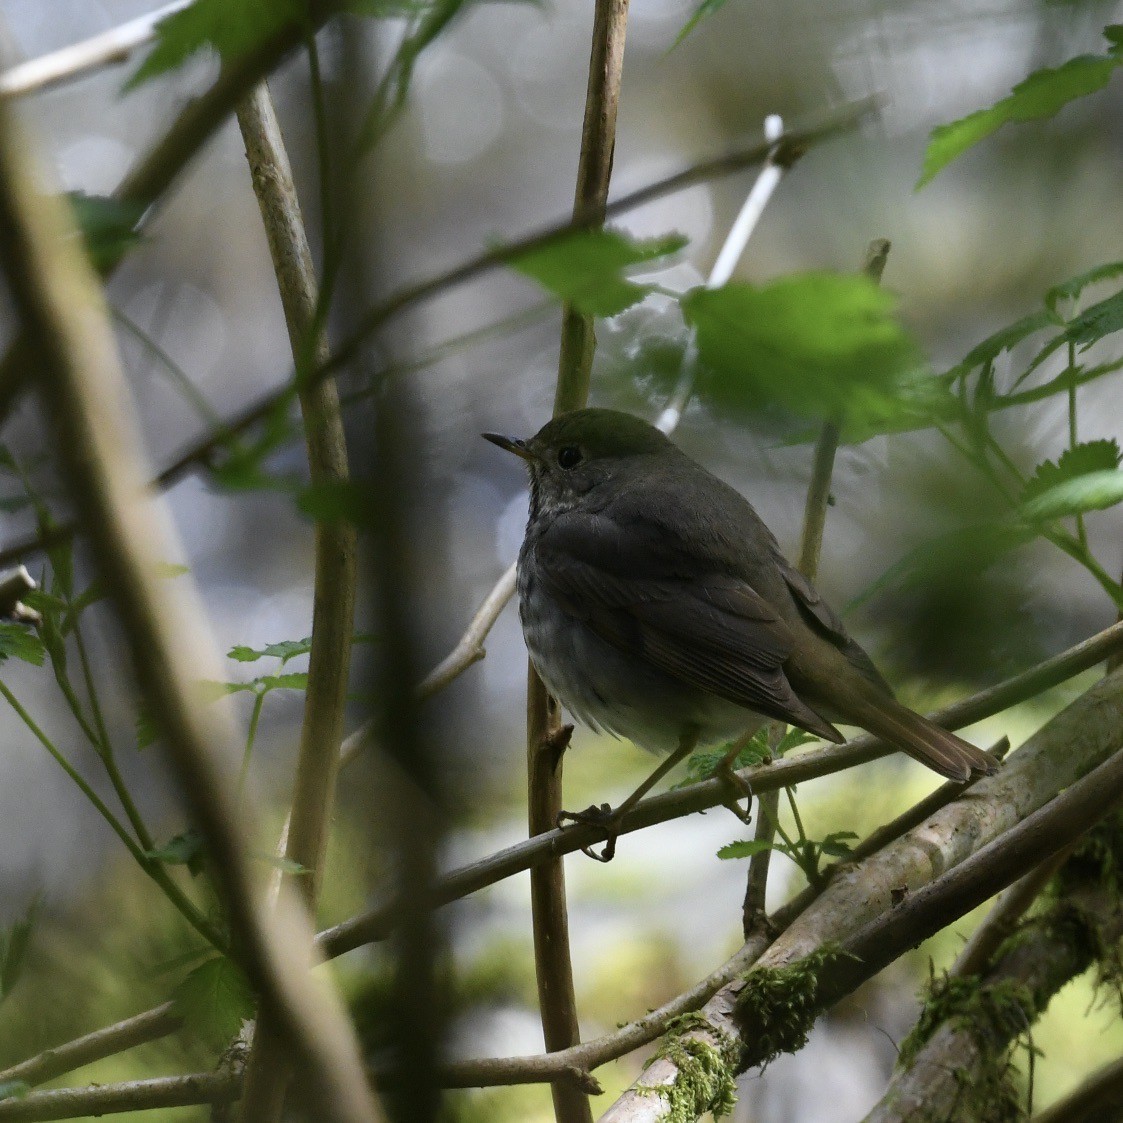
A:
<box><xmin>732</xmin><ymin>944</ymin><xmax>853</xmax><ymax>1067</ymax></box>
<box><xmin>899</xmin><ymin>971</ymin><xmax>1036</xmax><ymax>1067</ymax></box>
<box><xmin>637</xmin><ymin>1012</ymin><xmax>739</xmax><ymax>1122</ymax></box>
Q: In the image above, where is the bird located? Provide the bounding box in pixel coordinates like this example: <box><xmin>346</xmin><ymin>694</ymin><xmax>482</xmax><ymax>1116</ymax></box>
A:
<box><xmin>484</xmin><ymin>408</ymin><xmax>997</xmax><ymax>859</ymax></box>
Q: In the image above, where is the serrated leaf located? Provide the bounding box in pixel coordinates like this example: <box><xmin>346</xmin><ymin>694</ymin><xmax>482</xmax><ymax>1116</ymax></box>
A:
<box><xmin>677</xmin><ymin>730</ymin><xmax>772</xmax><ymax>787</ymax></box>
<box><xmin>672</xmin><ymin>0</ymin><xmax>730</xmax><ymax>47</ymax></box>
<box><xmin>228</xmin><ymin>638</ymin><xmax>312</xmax><ymax>665</ymax></box>
<box><xmin>67</xmin><ymin>193</ymin><xmax>145</xmax><ymax>271</ymax></box>
<box><xmin>127</xmin><ymin>0</ymin><xmax>305</xmax><ymax>88</ymax></box>
<box><xmin>0</xmin><ymin>1082</ymin><xmax>28</xmax><ymax>1102</ymax></box>
<box><xmin>1022</xmin><ymin>440</ymin><xmax>1122</xmax><ymax>503</ymax></box>
<box><xmin>173</xmin><ymin>957</ymin><xmax>254</xmax><ymax>1050</ymax></box>
<box><xmin>1021</xmin><ymin>469</ymin><xmax>1123</xmax><ymax>521</ymax></box>
<box><xmin>1063</xmin><ymin>289</ymin><xmax>1123</xmax><ymax>349</ymax></box>
<box><xmin>0</xmin><ymin>624</ymin><xmax>45</xmax><ymax>667</ymax></box>
<box><xmin>256</xmin><ymin>672</ymin><xmax>309</xmax><ymax>692</ymax></box>
<box><xmin>683</xmin><ymin>274</ymin><xmax>920</xmax><ymax>423</ymax></box>
<box><xmin>508</xmin><ymin>229</ymin><xmax>687</xmax><ymax>318</ymax></box>
<box><xmin>919</xmin><ymin>50</ymin><xmax>1122</xmax><ymax>187</ymax></box>
<box><xmin>717</xmin><ymin>839</ymin><xmax>780</xmax><ymax>860</ymax></box>
<box><xmin>820</xmin><ymin>830</ymin><xmax>859</xmax><ymax>858</ymax></box>
<box><xmin>197</xmin><ymin>679</ymin><xmax>253</xmax><ymax>701</ymax></box>
<box><xmin>943</xmin><ymin>309</ymin><xmax>1059</xmax><ymax>381</ymax></box>
<box><xmin>1046</xmin><ymin>261</ymin><xmax>1123</xmax><ymax>312</ymax></box>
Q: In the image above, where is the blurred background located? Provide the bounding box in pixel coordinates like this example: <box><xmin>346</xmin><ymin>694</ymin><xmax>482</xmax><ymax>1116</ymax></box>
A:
<box><xmin>0</xmin><ymin>0</ymin><xmax>1122</xmax><ymax>1119</ymax></box>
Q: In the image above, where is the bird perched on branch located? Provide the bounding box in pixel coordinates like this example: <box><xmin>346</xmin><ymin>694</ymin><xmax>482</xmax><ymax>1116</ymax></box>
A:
<box><xmin>485</xmin><ymin>408</ymin><xmax>997</xmax><ymax>859</ymax></box>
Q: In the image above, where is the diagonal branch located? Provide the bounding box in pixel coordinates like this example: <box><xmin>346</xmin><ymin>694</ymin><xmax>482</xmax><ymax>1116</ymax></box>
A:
<box><xmin>0</xmin><ymin>78</ymin><xmax>382</xmax><ymax>1123</ymax></box>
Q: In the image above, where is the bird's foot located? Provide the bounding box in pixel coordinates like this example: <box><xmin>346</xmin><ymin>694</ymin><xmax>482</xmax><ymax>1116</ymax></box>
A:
<box><xmin>717</xmin><ymin>761</ymin><xmax>754</xmax><ymax>824</ymax></box>
<box><xmin>557</xmin><ymin>803</ymin><xmax>620</xmax><ymax>862</ymax></box>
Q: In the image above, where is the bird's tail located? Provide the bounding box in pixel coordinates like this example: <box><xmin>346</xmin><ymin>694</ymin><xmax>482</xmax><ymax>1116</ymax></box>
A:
<box><xmin>845</xmin><ymin>691</ymin><xmax>998</xmax><ymax>782</ymax></box>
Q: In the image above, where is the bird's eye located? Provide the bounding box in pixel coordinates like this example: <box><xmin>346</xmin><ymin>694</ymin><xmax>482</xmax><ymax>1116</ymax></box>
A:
<box><xmin>557</xmin><ymin>445</ymin><xmax>583</xmax><ymax>470</ymax></box>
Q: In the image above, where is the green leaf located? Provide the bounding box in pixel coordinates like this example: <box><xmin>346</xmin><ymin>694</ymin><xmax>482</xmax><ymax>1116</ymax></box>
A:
<box><xmin>67</xmin><ymin>193</ymin><xmax>145</xmax><ymax>271</ymax></box>
<box><xmin>683</xmin><ymin>274</ymin><xmax>921</xmax><ymax>423</ymax></box>
<box><xmin>678</xmin><ymin>730</ymin><xmax>771</xmax><ymax>787</ymax></box>
<box><xmin>254</xmin><ymin>853</ymin><xmax>308</xmax><ymax>874</ymax></box>
<box><xmin>146</xmin><ymin>829</ymin><xmax>205</xmax><ymax>873</ymax></box>
<box><xmin>1022</xmin><ymin>439</ymin><xmax>1122</xmax><ymax>503</ymax></box>
<box><xmin>847</xmin><ymin>523</ymin><xmax>1035</xmax><ymax>611</ymax></box>
<box><xmin>717</xmin><ymin>839</ymin><xmax>781</xmax><ymax>861</ymax></box>
<box><xmin>154</xmin><ymin>562</ymin><xmax>190</xmax><ymax>579</ymax></box>
<box><xmin>256</xmin><ymin>672</ymin><xmax>309</xmax><ymax>692</ymax></box>
<box><xmin>0</xmin><ymin>624</ymin><xmax>45</xmax><ymax>667</ymax></box>
<box><xmin>0</xmin><ymin>900</ymin><xmax>38</xmax><ymax>1000</ymax></box>
<box><xmin>672</xmin><ymin>0</ymin><xmax>731</xmax><ymax>47</ymax></box>
<box><xmin>228</xmin><ymin>638</ymin><xmax>312</xmax><ymax>665</ymax></box>
<box><xmin>136</xmin><ymin>707</ymin><xmax>158</xmax><ymax>750</ymax></box>
<box><xmin>508</xmin><ymin>229</ymin><xmax>687</xmax><ymax>318</ymax></box>
<box><xmin>1046</xmin><ymin>261</ymin><xmax>1123</xmax><ymax>313</ymax></box>
<box><xmin>172</xmin><ymin>957</ymin><xmax>254</xmax><ymax>1050</ymax></box>
<box><xmin>1021</xmin><ymin>469</ymin><xmax>1123</xmax><ymax>521</ymax></box>
<box><xmin>919</xmin><ymin>49</ymin><xmax>1122</xmax><ymax>187</ymax></box>
<box><xmin>820</xmin><ymin>830</ymin><xmax>859</xmax><ymax>859</ymax></box>
<box><xmin>1063</xmin><ymin>289</ymin><xmax>1123</xmax><ymax>349</ymax></box>
<box><xmin>127</xmin><ymin>0</ymin><xmax>305</xmax><ymax>88</ymax></box>
<box><xmin>0</xmin><ymin>1082</ymin><xmax>29</xmax><ymax>1103</ymax></box>
<box><xmin>943</xmin><ymin>309</ymin><xmax>1059</xmax><ymax>381</ymax></box>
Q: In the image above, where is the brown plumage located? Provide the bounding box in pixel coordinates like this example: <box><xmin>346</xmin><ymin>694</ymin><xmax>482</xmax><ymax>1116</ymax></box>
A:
<box><xmin>487</xmin><ymin>408</ymin><xmax>997</xmax><ymax>783</ymax></box>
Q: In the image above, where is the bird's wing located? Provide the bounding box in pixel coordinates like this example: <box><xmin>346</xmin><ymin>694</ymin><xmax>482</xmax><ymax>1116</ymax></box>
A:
<box><xmin>533</xmin><ymin>510</ymin><xmax>843</xmax><ymax>740</ymax></box>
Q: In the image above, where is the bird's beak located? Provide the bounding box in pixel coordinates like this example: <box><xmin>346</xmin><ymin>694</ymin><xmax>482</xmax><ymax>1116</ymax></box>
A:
<box><xmin>482</xmin><ymin>432</ymin><xmax>535</xmax><ymax>461</ymax></box>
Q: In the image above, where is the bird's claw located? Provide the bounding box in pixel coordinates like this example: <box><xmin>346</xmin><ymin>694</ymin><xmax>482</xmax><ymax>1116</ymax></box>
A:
<box><xmin>717</xmin><ymin>762</ymin><xmax>754</xmax><ymax>824</ymax></box>
<box><xmin>557</xmin><ymin>803</ymin><xmax>620</xmax><ymax>862</ymax></box>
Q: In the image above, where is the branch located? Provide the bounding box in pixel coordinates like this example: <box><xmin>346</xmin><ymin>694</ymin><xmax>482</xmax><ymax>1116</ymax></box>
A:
<box><xmin>0</xmin><ymin>1073</ymin><xmax>236</xmax><ymax>1122</ymax></box>
<box><xmin>321</xmin><ymin>620</ymin><xmax>1123</xmax><ymax>957</ymax></box>
<box><xmin>0</xmin><ymin>97</ymin><xmax>880</xmax><ymax>574</ymax></box>
<box><xmin>861</xmin><ymin>833</ymin><xmax>1123</xmax><ymax>1122</ymax></box>
<box><xmin>0</xmin><ymin>2</ymin><xmax>191</xmax><ymax>98</ymax></box>
<box><xmin>0</xmin><ymin>628</ymin><xmax>1116</xmax><ymax>1096</ymax></box>
<box><xmin>0</xmin><ymin>84</ymin><xmax>381</xmax><ymax>1123</ymax></box>
<box><xmin>598</xmin><ymin>669</ymin><xmax>1123</xmax><ymax>1120</ymax></box>
<box><xmin>234</xmin><ymin>81</ymin><xmax>358</xmax><ymax>1122</ymax></box>
<box><xmin>527</xmin><ymin>4</ymin><xmax>630</xmax><ymax>1120</ymax></box>
<box><xmin>1032</xmin><ymin>1056</ymin><xmax>1123</xmax><ymax>1123</ymax></box>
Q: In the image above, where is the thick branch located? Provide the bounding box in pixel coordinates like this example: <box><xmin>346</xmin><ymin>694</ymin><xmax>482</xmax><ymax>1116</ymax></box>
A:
<box><xmin>0</xmin><ymin>1073</ymin><xmax>236</xmax><ymax>1121</ymax></box>
<box><xmin>0</xmin><ymin>87</ymin><xmax>381</xmax><ymax>1123</ymax></box>
<box><xmin>598</xmin><ymin>670</ymin><xmax>1123</xmax><ymax>1120</ymax></box>
<box><xmin>1033</xmin><ymin>1056</ymin><xmax>1123</xmax><ymax>1123</ymax></box>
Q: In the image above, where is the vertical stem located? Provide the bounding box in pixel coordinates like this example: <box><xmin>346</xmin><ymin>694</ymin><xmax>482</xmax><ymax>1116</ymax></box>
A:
<box><xmin>0</xmin><ymin>85</ymin><xmax>383</xmax><ymax>1123</ymax></box>
<box><xmin>235</xmin><ymin>82</ymin><xmax>359</xmax><ymax>1123</ymax></box>
<box><xmin>1067</xmin><ymin>338</ymin><xmax>1088</xmax><ymax>550</ymax></box>
<box><xmin>529</xmin><ymin>2</ymin><xmax>629</xmax><ymax>1120</ymax></box>
<box><xmin>743</xmin><ymin>238</ymin><xmax>890</xmax><ymax>933</ymax></box>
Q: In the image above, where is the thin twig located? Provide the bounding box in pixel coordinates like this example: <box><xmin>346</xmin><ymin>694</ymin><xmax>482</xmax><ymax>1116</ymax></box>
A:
<box><xmin>322</xmin><ymin>621</ymin><xmax>1123</xmax><ymax>957</ymax></box>
<box><xmin>0</xmin><ymin>1</ymin><xmax>192</xmax><ymax>98</ymax></box>
<box><xmin>0</xmin><ymin>1072</ymin><xmax>237</xmax><ymax>1121</ymax></box>
<box><xmin>528</xmin><ymin>4</ymin><xmax>629</xmax><ymax>1120</ymax></box>
<box><xmin>0</xmin><ymin>99</ymin><xmax>880</xmax><ymax>574</ymax></box>
<box><xmin>234</xmin><ymin>81</ymin><xmax>359</xmax><ymax>1122</ymax></box>
<box><xmin>0</xmin><ymin>88</ymin><xmax>382</xmax><ymax>1123</ymax></box>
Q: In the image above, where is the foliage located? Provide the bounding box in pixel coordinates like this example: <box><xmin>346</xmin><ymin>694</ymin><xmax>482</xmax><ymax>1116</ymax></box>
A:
<box><xmin>919</xmin><ymin>26</ymin><xmax>1123</xmax><ymax>186</ymax></box>
<box><xmin>171</xmin><ymin>957</ymin><xmax>255</xmax><ymax>1051</ymax></box>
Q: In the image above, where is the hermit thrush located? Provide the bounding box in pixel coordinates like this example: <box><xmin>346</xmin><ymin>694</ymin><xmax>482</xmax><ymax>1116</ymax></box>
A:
<box><xmin>485</xmin><ymin>409</ymin><xmax>996</xmax><ymax>857</ymax></box>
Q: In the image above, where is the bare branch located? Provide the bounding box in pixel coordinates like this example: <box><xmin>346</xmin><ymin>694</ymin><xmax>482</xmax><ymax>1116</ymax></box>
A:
<box><xmin>234</xmin><ymin>81</ymin><xmax>358</xmax><ymax>1122</ymax></box>
<box><xmin>0</xmin><ymin>2</ymin><xmax>191</xmax><ymax>98</ymax></box>
<box><xmin>321</xmin><ymin>621</ymin><xmax>1123</xmax><ymax>957</ymax></box>
<box><xmin>0</xmin><ymin>83</ymin><xmax>381</xmax><ymax>1123</ymax></box>
<box><xmin>1032</xmin><ymin>1055</ymin><xmax>1123</xmax><ymax>1123</ymax></box>
<box><xmin>0</xmin><ymin>1072</ymin><xmax>236</xmax><ymax>1121</ymax></box>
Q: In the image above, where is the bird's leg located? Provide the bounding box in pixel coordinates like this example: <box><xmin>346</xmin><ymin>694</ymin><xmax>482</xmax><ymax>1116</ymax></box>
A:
<box><xmin>558</xmin><ymin>731</ymin><xmax>699</xmax><ymax>862</ymax></box>
<box><xmin>716</xmin><ymin>726</ymin><xmax>765</xmax><ymax>824</ymax></box>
